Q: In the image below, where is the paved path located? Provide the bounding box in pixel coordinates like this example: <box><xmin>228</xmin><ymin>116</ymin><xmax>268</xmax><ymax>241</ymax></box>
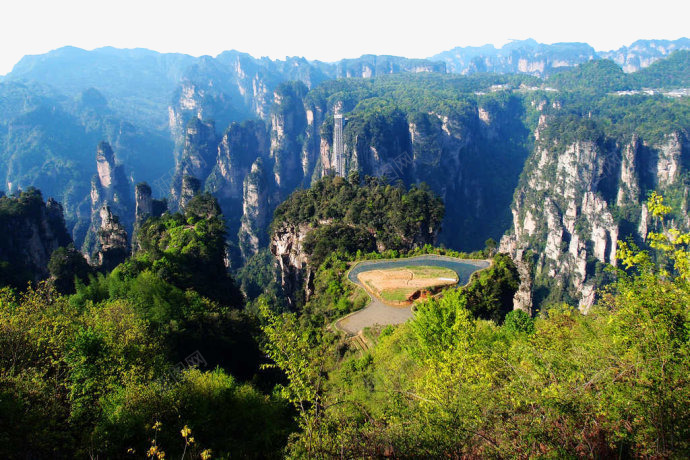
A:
<box><xmin>336</xmin><ymin>298</ymin><xmax>414</xmax><ymax>335</ymax></box>
<box><xmin>335</xmin><ymin>256</ymin><xmax>490</xmax><ymax>336</ymax></box>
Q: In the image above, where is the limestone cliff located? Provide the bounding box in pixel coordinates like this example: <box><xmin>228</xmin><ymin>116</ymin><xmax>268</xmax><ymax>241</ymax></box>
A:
<box><xmin>269</xmin><ymin>82</ymin><xmax>310</xmax><ymax>195</ymax></box>
<box><xmin>238</xmin><ymin>159</ymin><xmax>273</xmax><ymax>260</ymax></box>
<box><xmin>170</xmin><ymin>118</ymin><xmax>216</xmax><ymax>208</ymax></box>
<box><xmin>179</xmin><ymin>176</ymin><xmax>201</xmax><ymax>210</ymax></box>
<box><xmin>296</xmin><ymin>92</ymin><xmax>531</xmax><ymax>250</ymax></box>
<box><xmin>82</xmin><ymin>142</ymin><xmax>133</xmax><ymax>260</ymax></box>
<box><xmin>206</xmin><ymin>120</ymin><xmax>271</xmax><ymax>243</ymax></box>
<box><xmin>269</xmin><ymin>222</ymin><xmax>313</xmax><ymax>307</ymax></box>
<box><xmin>0</xmin><ymin>190</ymin><xmax>71</xmax><ymax>286</ymax></box>
<box><xmin>94</xmin><ymin>204</ymin><xmax>129</xmax><ymax>272</ymax></box>
<box><xmin>500</xmin><ymin>112</ymin><xmax>690</xmax><ymax>312</ymax></box>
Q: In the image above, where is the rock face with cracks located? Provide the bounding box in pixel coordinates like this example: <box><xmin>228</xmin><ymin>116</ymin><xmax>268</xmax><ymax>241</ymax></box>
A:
<box><xmin>501</xmin><ymin>113</ymin><xmax>690</xmax><ymax>312</ymax></box>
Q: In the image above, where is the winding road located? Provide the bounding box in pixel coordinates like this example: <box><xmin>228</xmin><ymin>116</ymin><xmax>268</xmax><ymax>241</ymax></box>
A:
<box><xmin>335</xmin><ymin>255</ymin><xmax>490</xmax><ymax>336</ymax></box>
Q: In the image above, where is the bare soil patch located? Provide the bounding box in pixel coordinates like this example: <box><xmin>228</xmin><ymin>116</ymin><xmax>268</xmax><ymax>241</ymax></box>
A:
<box><xmin>357</xmin><ymin>265</ymin><xmax>458</xmax><ymax>305</ymax></box>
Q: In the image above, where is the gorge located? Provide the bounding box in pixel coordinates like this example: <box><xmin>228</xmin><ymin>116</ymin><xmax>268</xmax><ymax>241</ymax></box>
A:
<box><xmin>1</xmin><ymin>40</ymin><xmax>689</xmax><ymax>313</ymax></box>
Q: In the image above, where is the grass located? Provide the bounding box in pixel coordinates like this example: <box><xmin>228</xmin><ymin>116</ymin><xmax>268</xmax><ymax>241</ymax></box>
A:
<box><xmin>404</xmin><ymin>266</ymin><xmax>458</xmax><ymax>280</ymax></box>
<box><xmin>380</xmin><ymin>288</ymin><xmax>414</xmax><ymax>302</ymax></box>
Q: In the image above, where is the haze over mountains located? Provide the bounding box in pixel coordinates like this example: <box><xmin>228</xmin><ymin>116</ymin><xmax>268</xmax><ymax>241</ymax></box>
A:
<box><xmin>0</xmin><ymin>36</ymin><xmax>689</xmax><ymax>311</ymax></box>
<box><xmin>3</xmin><ymin>33</ymin><xmax>690</xmax><ymax>458</ymax></box>
<box><xmin>432</xmin><ymin>37</ymin><xmax>690</xmax><ymax>75</ymax></box>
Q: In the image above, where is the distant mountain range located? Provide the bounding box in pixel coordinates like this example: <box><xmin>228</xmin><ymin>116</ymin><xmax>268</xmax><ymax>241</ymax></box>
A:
<box><xmin>430</xmin><ymin>37</ymin><xmax>690</xmax><ymax>76</ymax></box>
<box><xmin>0</xmin><ymin>36</ymin><xmax>689</xmax><ymax>313</ymax></box>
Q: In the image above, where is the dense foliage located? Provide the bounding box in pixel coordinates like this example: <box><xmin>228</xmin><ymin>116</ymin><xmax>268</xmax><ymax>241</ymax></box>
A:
<box><xmin>262</xmin><ymin>229</ymin><xmax>690</xmax><ymax>459</ymax></box>
<box><xmin>548</xmin><ymin>52</ymin><xmax>690</xmax><ymax>92</ymax></box>
<box><xmin>547</xmin><ymin>59</ymin><xmax>632</xmax><ymax>93</ymax></box>
<box><xmin>273</xmin><ymin>174</ymin><xmax>444</xmax><ymax>260</ymax></box>
<box><xmin>48</xmin><ymin>244</ymin><xmax>93</xmax><ymax>294</ymax></box>
<box><xmin>632</xmin><ymin>50</ymin><xmax>690</xmax><ymax>89</ymax></box>
<box><xmin>0</xmin><ymin>282</ymin><xmax>293</xmax><ymax>459</ymax></box>
<box><xmin>0</xmin><ymin>188</ymin><xmax>71</xmax><ymax>288</ymax></box>
<box><xmin>135</xmin><ymin>193</ymin><xmax>243</xmax><ymax>307</ymax></box>
<box><xmin>0</xmin><ymin>191</ymin><xmax>295</xmax><ymax>458</ymax></box>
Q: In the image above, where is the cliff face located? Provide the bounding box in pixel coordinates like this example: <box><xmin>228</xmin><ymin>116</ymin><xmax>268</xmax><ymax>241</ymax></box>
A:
<box><xmin>93</xmin><ymin>204</ymin><xmax>130</xmax><ymax>272</ymax></box>
<box><xmin>599</xmin><ymin>38</ymin><xmax>690</xmax><ymax>72</ymax></box>
<box><xmin>0</xmin><ymin>190</ymin><xmax>72</xmax><ymax>285</ymax></box>
<box><xmin>83</xmin><ymin>142</ymin><xmax>133</xmax><ymax>260</ymax></box>
<box><xmin>269</xmin><ymin>222</ymin><xmax>313</xmax><ymax>307</ymax></box>
<box><xmin>269</xmin><ymin>83</ymin><xmax>310</xmax><ymax>195</ymax></box>
<box><xmin>290</xmin><ymin>92</ymin><xmax>531</xmax><ymax>249</ymax></box>
<box><xmin>170</xmin><ymin>118</ymin><xmax>217</xmax><ymax>208</ymax></box>
<box><xmin>205</xmin><ymin>120</ymin><xmax>270</xmax><ymax>244</ymax></box>
<box><xmin>167</xmin><ymin>117</ymin><xmax>275</xmax><ymax>263</ymax></box>
<box><xmin>239</xmin><ymin>159</ymin><xmax>272</xmax><ymax>260</ymax></box>
<box><xmin>167</xmin><ymin>84</ymin><xmax>316</xmax><ymax>264</ymax></box>
<box><xmin>165</xmin><ymin>52</ymin><xmax>444</xmax><ymax>156</ymax></box>
<box><xmin>431</xmin><ymin>39</ymin><xmax>597</xmax><ymax>76</ymax></box>
<box><xmin>500</xmin><ymin>112</ymin><xmax>690</xmax><ymax>311</ymax></box>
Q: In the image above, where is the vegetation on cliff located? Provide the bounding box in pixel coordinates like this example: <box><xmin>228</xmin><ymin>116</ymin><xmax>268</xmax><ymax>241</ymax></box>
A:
<box><xmin>135</xmin><ymin>193</ymin><xmax>243</xmax><ymax>307</ymax></box>
<box><xmin>260</xmin><ymin>200</ymin><xmax>690</xmax><ymax>457</ymax></box>
<box><xmin>2</xmin><ymin>45</ymin><xmax>690</xmax><ymax>458</ymax></box>
<box><xmin>0</xmin><ymin>188</ymin><xmax>71</xmax><ymax>288</ymax></box>
<box><xmin>273</xmin><ymin>174</ymin><xmax>444</xmax><ymax>259</ymax></box>
<box><xmin>1</xmin><ymin>191</ymin><xmax>294</xmax><ymax>458</ymax></box>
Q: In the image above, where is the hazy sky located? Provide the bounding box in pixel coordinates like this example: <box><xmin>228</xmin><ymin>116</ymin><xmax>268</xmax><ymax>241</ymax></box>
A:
<box><xmin>1</xmin><ymin>0</ymin><xmax>688</xmax><ymax>75</ymax></box>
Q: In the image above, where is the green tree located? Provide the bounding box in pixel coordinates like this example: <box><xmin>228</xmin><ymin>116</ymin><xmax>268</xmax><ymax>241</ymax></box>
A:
<box><xmin>48</xmin><ymin>245</ymin><xmax>93</xmax><ymax>294</ymax></box>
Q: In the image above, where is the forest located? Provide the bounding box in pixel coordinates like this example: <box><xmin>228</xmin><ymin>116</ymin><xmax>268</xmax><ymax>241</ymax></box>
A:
<box><xmin>1</xmin><ymin>47</ymin><xmax>690</xmax><ymax>458</ymax></box>
<box><xmin>2</xmin><ymin>178</ymin><xmax>690</xmax><ymax>457</ymax></box>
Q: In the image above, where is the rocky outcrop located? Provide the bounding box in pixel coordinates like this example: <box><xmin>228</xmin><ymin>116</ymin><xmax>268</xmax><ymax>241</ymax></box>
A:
<box><xmin>179</xmin><ymin>176</ymin><xmax>201</xmax><ymax>210</ymax></box>
<box><xmin>500</xmin><ymin>112</ymin><xmax>690</xmax><ymax>312</ymax></box>
<box><xmin>269</xmin><ymin>222</ymin><xmax>313</xmax><ymax>307</ymax></box>
<box><xmin>599</xmin><ymin>38</ymin><xmax>690</xmax><ymax>72</ymax></box>
<box><xmin>0</xmin><ymin>190</ymin><xmax>72</xmax><ymax>284</ymax></box>
<box><xmin>268</xmin><ymin>177</ymin><xmax>444</xmax><ymax>307</ymax></box>
<box><xmin>94</xmin><ymin>204</ymin><xmax>129</xmax><ymax>272</ymax></box>
<box><xmin>132</xmin><ymin>182</ymin><xmax>167</xmax><ymax>251</ymax></box>
<box><xmin>239</xmin><ymin>159</ymin><xmax>272</xmax><ymax>260</ymax></box>
<box><xmin>135</xmin><ymin>182</ymin><xmax>154</xmax><ymax>221</ymax></box>
<box><xmin>656</xmin><ymin>132</ymin><xmax>683</xmax><ymax>187</ymax></box>
<box><xmin>83</xmin><ymin>142</ymin><xmax>133</xmax><ymax>260</ymax></box>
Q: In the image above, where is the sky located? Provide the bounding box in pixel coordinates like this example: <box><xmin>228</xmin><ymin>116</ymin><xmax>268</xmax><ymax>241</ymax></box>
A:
<box><xmin>1</xmin><ymin>0</ymin><xmax>688</xmax><ymax>75</ymax></box>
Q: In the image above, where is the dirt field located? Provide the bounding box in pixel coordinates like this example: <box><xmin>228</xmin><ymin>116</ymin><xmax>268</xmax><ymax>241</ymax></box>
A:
<box><xmin>357</xmin><ymin>265</ymin><xmax>459</xmax><ymax>304</ymax></box>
